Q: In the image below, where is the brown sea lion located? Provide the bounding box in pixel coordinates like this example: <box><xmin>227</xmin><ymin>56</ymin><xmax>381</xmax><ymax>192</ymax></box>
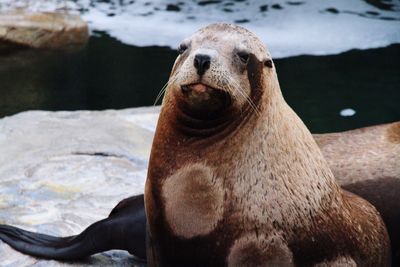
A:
<box><xmin>315</xmin><ymin>122</ymin><xmax>400</xmax><ymax>264</ymax></box>
<box><xmin>0</xmin><ymin>24</ymin><xmax>392</xmax><ymax>266</ymax></box>
<box><xmin>144</xmin><ymin>23</ymin><xmax>390</xmax><ymax>266</ymax></box>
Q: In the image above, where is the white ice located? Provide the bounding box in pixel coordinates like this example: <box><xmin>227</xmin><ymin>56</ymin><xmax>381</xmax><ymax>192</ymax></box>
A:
<box><xmin>1</xmin><ymin>0</ymin><xmax>399</xmax><ymax>58</ymax></box>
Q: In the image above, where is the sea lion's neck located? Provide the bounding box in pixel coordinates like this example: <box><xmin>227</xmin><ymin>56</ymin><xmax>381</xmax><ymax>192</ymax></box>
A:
<box><xmin>155</xmin><ymin>79</ymin><xmax>339</xmax><ymax>190</ymax></box>
<box><xmin>160</xmin><ymin>89</ymin><xmax>257</xmax><ymax>144</ymax></box>
<box><xmin>235</xmin><ymin>88</ymin><xmax>341</xmax><ymax>209</ymax></box>
<box><xmin>173</xmin><ymin>104</ymin><xmax>239</xmax><ymax>139</ymax></box>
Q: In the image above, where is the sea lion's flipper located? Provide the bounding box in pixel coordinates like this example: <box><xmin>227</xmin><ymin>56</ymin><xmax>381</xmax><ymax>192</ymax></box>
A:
<box><xmin>0</xmin><ymin>194</ymin><xmax>147</xmax><ymax>261</ymax></box>
<box><xmin>343</xmin><ymin>178</ymin><xmax>400</xmax><ymax>265</ymax></box>
<box><xmin>108</xmin><ymin>194</ymin><xmax>145</xmax><ymax>218</ymax></box>
<box><xmin>0</xmin><ymin>222</ymin><xmax>99</xmax><ymax>260</ymax></box>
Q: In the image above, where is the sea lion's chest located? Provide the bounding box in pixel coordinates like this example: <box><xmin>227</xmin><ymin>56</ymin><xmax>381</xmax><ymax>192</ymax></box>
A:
<box><xmin>156</xmin><ymin>159</ymin><xmax>326</xmax><ymax>266</ymax></box>
<box><xmin>159</xmin><ymin>161</ymin><xmax>301</xmax><ymax>238</ymax></box>
<box><xmin>156</xmin><ymin>162</ymin><xmax>299</xmax><ymax>266</ymax></box>
<box><xmin>161</xmin><ymin>163</ymin><xmax>225</xmax><ymax>239</ymax></box>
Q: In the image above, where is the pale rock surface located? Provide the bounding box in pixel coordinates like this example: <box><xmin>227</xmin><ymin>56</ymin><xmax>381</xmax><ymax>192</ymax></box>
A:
<box><xmin>0</xmin><ymin>11</ymin><xmax>89</xmax><ymax>50</ymax></box>
<box><xmin>0</xmin><ymin>107</ymin><xmax>160</xmax><ymax>267</ymax></box>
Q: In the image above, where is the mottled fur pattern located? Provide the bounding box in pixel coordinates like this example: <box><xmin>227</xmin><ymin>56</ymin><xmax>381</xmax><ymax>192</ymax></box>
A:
<box><xmin>315</xmin><ymin>122</ymin><xmax>400</xmax><ymax>185</ymax></box>
<box><xmin>145</xmin><ymin>23</ymin><xmax>390</xmax><ymax>266</ymax></box>
<box><xmin>315</xmin><ymin>122</ymin><xmax>400</xmax><ymax>264</ymax></box>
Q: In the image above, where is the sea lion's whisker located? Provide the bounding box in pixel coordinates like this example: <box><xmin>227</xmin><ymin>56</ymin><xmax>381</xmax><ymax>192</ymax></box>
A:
<box><xmin>153</xmin><ymin>79</ymin><xmax>173</xmax><ymax>106</ymax></box>
<box><xmin>153</xmin><ymin>84</ymin><xmax>168</xmax><ymax>106</ymax></box>
<box><xmin>216</xmin><ymin>54</ymin><xmax>262</xmax><ymax>114</ymax></box>
<box><xmin>230</xmin><ymin>85</ymin><xmax>258</xmax><ymax>115</ymax></box>
<box><xmin>153</xmin><ymin>75</ymin><xmax>178</xmax><ymax>106</ymax></box>
<box><xmin>227</xmin><ymin>77</ymin><xmax>260</xmax><ymax>116</ymax></box>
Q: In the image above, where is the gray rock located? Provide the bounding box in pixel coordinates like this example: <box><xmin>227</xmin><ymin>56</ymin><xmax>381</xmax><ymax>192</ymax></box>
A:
<box><xmin>0</xmin><ymin>107</ymin><xmax>159</xmax><ymax>266</ymax></box>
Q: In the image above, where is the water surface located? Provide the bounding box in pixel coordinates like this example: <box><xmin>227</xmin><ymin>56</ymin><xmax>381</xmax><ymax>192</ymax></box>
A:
<box><xmin>0</xmin><ymin>33</ymin><xmax>399</xmax><ymax>133</ymax></box>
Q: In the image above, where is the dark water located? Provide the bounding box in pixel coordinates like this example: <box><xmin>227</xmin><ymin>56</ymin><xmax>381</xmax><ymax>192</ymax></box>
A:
<box><xmin>0</xmin><ymin>33</ymin><xmax>399</xmax><ymax>133</ymax></box>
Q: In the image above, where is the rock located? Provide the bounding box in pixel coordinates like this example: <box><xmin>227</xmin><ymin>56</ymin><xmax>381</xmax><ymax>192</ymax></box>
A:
<box><xmin>271</xmin><ymin>3</ymin><xmax>283</xmax><ymax>10</ymax></box>
<box><xmin>0</xmin><ymin>11</ymin><xmax>89</xmax><ymax>50</ymax></box>
<box><xmin>0</xmin><ymin>107</ymin><xmax>159</xmax><ymax>266</ymax></box>
<box><xmin>325</xmin><ymin>7</ymin><xmax>339</xmax><ymax>14</ymax></box>
<box><xmin>165</xmin><ymin>4</ymin><xmax>180</xmax><ymax>12</ymax></box>
<box><xmin>259</xmin><ymin>5</ymin><xmax>268</xmax><ymax>12</ymax></box>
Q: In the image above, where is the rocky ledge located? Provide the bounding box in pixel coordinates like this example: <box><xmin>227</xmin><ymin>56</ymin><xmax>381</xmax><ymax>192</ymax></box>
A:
<box><xmin>0</xmin><ymin>11</ymin><xmax>89</xmax><ymax>50</ymax></box>
<box><xmin>0</xmin><ymin>107</ymin><xmax>159</xmax><ymax>266</ymax></box>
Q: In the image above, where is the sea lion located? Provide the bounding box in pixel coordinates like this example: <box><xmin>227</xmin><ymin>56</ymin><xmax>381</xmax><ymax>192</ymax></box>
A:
<box><xmin>144</xmin><ymin>23</ymin><xmax>390</xmax><ymax>266</ymax></box>
<box><xmin>0</xmin><ymin>24</ymin><xmax>392</xmax><ymax>266</ymax></box>
<box><xmin>315</xmin><ymin>122</ymin><xmax>400</xmax><ymax>264</ymax></box>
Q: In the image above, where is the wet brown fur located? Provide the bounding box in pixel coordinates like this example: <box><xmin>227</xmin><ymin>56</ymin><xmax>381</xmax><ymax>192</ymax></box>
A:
<box><xmin>315</xmin><ymin>123</ymin><xmax>400</xmax><ymax>264</ymax></box>
<box><xmin>145</xmin><ymin>23</ymin><xmax>391</xmax><ymax>267</ymax></box>
<box><xmin>387</xmin><ymin>122</ymin><xmax>400</xmax><ymax>143</ymax></box>
<box><xmin>290</xmin><ymin>191</ymin><xmax>389</xmax><ymax>266</ymax></box>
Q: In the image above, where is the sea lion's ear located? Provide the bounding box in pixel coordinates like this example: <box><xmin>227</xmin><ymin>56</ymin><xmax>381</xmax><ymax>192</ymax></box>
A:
<box><xmin>264</xmin><ymin>59</ymin><xmax>273</xmax><ymax>68</ymax></box>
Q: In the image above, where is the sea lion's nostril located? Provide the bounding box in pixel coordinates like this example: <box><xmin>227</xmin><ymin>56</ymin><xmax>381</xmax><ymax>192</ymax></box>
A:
<box><xmin>194</xmin><ymin>54</ymin><xmax>211</xmax><ymax>76</ymax></box>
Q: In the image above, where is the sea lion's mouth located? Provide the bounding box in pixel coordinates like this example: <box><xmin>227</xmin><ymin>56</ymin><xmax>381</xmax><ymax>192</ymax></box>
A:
<box><xmin>180</xmin><ymin>83</ymin><xmax>226</xmax><ymax>96</ymax></box>
<box><xmin>179</xmin><ymin>83</ymin><xmax>232</xmax><ymax>119</ymax></box>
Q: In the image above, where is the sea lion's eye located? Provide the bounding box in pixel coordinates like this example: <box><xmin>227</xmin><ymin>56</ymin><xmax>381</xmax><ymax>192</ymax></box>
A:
<box><xmin>178</xmin><ymin>44</ymin><xmax>188</xmax><ymax>54</ymax></box>
<box><xmin>237</xmin><ymin>51</ymin><xmax>250</xmax><ymax>64</ymax></box>
<box><xmin>264</xmin><ymin>59</ymin><xmax>273</xmax><ymax>68</ymax></box>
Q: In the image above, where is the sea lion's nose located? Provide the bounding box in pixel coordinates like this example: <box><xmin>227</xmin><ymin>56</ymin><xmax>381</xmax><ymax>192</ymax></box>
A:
<box><xmin>194</xmin><ymin>54</ymin><xmax>211</xmax><ymax>76</ymax></box>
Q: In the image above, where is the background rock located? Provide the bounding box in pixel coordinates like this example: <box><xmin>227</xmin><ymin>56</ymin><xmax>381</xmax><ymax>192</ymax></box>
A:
<box><xmin>0</xmin><ymin>11</ymin><xmax>89</xmax><ymax>50</ymax></box>
<box><xmin>0</xmin><ymin>107</ymin><xmax>159</xmax><ymax>266</ymax></box>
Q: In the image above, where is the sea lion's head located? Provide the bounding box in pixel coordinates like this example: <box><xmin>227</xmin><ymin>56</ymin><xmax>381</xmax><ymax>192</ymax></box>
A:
<box><xmin>165</xmin><ymin>23</ymin><xmax>275</xmax><ymax>122</ymax></box>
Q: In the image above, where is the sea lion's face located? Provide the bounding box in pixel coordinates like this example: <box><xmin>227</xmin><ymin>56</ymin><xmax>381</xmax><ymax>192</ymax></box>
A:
<box><xmin>168</xmin><ymin>23</ymin><xmax>273</xmax><ymax>119</ymax></box>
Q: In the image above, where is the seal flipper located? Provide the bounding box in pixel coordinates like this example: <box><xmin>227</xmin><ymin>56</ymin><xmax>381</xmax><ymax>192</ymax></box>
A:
<box><xmin>0</xmin><ymin>194</ymin><xmax>147</xmax><ymax>261</ymax></box>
